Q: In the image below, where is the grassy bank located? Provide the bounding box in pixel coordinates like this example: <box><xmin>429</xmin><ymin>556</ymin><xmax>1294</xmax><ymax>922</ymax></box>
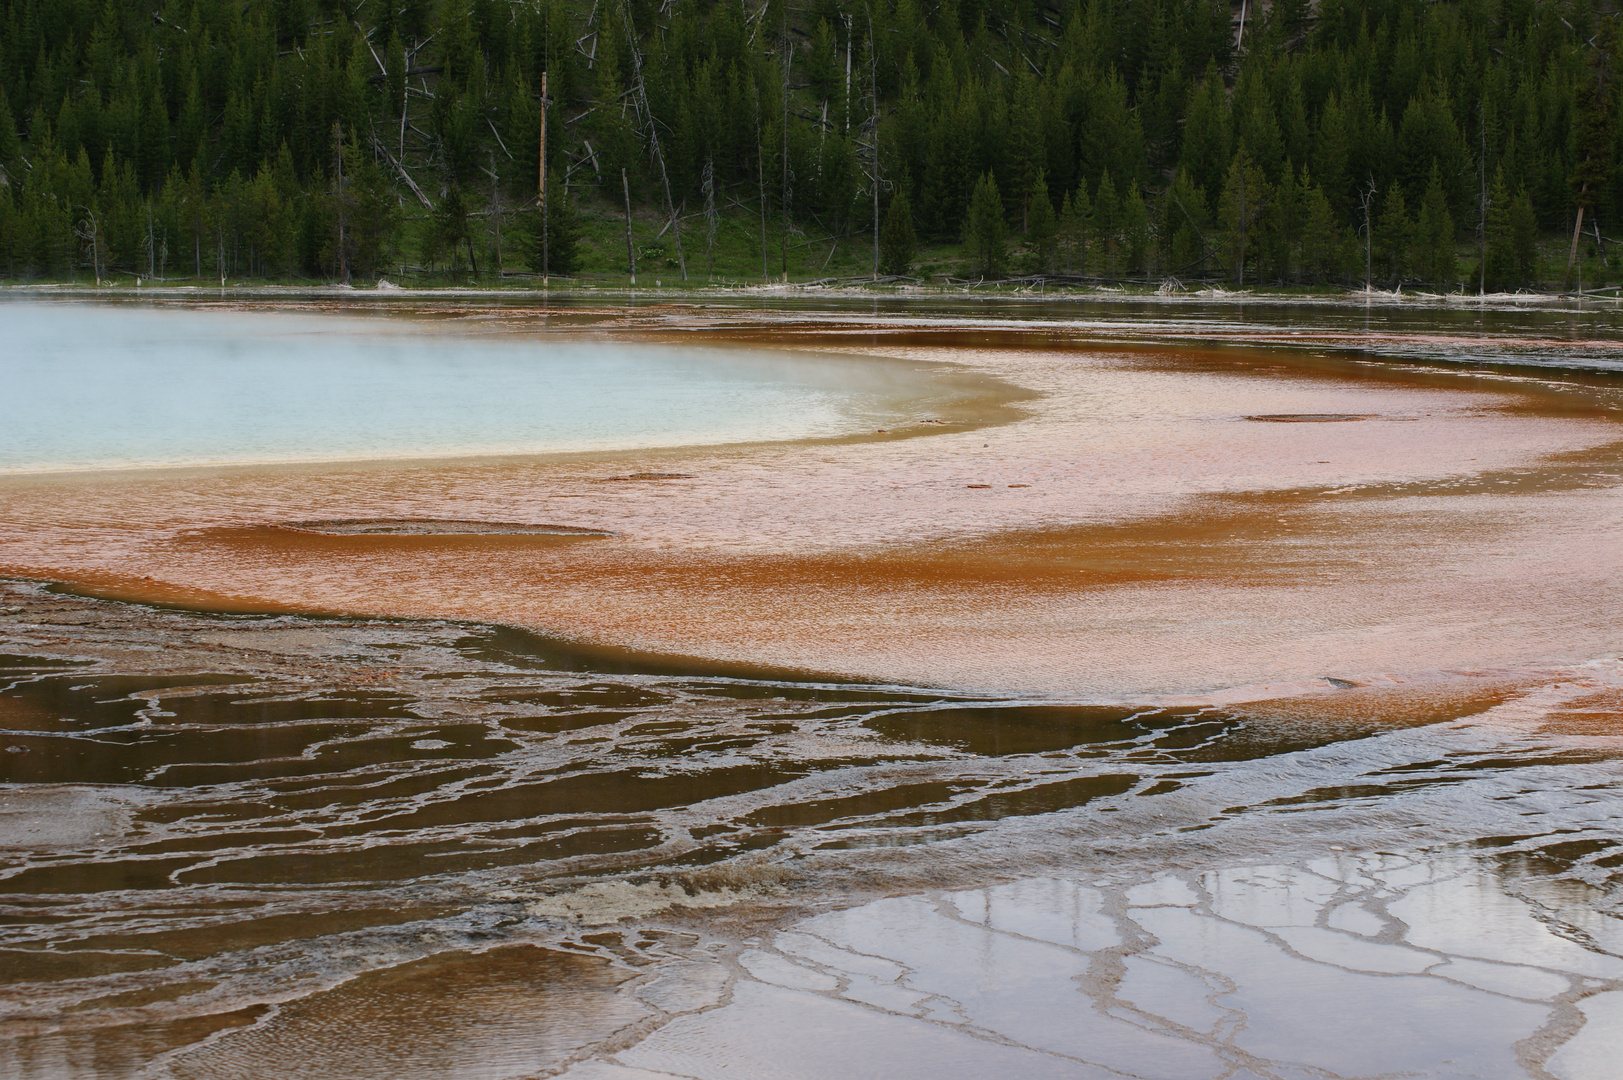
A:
<box><xmin>13</xmin><ymin>193</ymin><xmax>1621</xmax><ymax>300</ymax></box>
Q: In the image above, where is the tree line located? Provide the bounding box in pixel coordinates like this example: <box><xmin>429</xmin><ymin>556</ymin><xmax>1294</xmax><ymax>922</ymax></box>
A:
<box><xmin>0</xmin><ymin>0</ymin><xmax>1616</xmax><ymax>289</ymax></box>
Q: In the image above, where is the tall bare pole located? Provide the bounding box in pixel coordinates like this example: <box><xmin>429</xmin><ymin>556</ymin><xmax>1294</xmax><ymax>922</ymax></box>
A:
<box><xmin>623</xmin><ymin>168</ymin><xmax>637</xmax><ymax>285</ymax></box>
<box><xmin>703</xmin><ymin>159</ymin><xmax>717</xmax><ymax>281</ymax></box>
<box><xmin>541</xmin><ymin>4</ymin><xmax>553</xmax><ymax>287</ymax></box>
<box><xmin>1358</xmin><ymin>178</ymin><xmax>1376</xmax><ymax>292</ymax></box>
<box><xmin>781</xmin><ymin>20</ymin><xmax>792</xmax><ymax>282</ymax></box>
<box><xmin>1569</xmin><ymin>198</ymin><xmax>1589</xmax><ymax>285</ymax></box>
<box><xmin>333</xmin><ymin>122</ymin><xmax>349</xmax><ymax>284</ymax></box>
<box><xmin>492</xmin><ymin>150</ymin><xmax>503</xmax><ymax>277</ymax></box>
<box><xmin>870</xmin><ymin>8</ymin><xmax>878</xmax><ymax>280</ymax></box>
<box><xmin>620</xmin><ymin>1</ymin><xmax>686</xmax><ymax>279</ymax></box>
<box><xmin>1480</xmin><ymin>100</ymin><xmax>1487</xmax><ymax>296</ymax></box>
<box><xmin>540</xmin><ymin>71</ymin><xmax>549</xmax><ymax>286</ymax></box>
<box><xmin>756</xmin><ymin>83</ymin><xmax>769</xmax><ymax>281</ymax></box>
<box><xmin>844</xmin><ymin>15</ymin><xmax>853</xmax><ymax>134</ymax></box>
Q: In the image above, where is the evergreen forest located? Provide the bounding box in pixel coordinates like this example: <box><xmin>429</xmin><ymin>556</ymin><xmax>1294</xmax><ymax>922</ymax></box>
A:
<box><xmin>0</xmin><ymin>0</ymin><xmax>1620</xmax><ymax>290</ymax></box>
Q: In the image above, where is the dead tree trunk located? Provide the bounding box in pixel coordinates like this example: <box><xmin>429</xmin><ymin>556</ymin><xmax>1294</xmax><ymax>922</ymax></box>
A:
<box><xmin>623</xmin><ymin>168</ymin><xmax>637</xmax><ymax>285</ymax></box>
<box><xmin>620</xmin><ymin>2</ymin><xmax>686</xmax><ymax>280</ymax></box>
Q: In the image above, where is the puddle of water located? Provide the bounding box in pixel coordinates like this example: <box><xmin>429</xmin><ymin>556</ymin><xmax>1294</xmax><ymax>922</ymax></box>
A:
<box><xmin>0</xmin><ymin>304</ymin><xmax>979</xmax><ymax>473</ymax></box>
<box><xmin>579</xmin><ymin>852</ymin><xmax>1621</xmax><ymax>1080</ymax></box>
<box><xmin>865</xmin><ymin>705</ymin><xmax>1157</xmax><ymax>756</ymax></box>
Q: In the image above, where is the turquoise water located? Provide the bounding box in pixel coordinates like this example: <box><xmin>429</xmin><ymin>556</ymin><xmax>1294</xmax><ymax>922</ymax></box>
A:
<box><xmin>1</xmin><ymin>303</ymin><xmax>922</xmax><ymax>472</ymax></box>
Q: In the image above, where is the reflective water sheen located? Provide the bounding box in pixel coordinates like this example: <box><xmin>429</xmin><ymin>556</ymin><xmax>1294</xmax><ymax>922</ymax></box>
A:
<box><xmin>1</xmin><ymin>296</ymin><xmax>1620</xmax><ymax>1079</ymax></box>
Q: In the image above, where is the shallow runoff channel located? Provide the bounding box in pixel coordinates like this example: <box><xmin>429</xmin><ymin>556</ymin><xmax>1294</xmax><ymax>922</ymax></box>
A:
<box><xmin>0</xmin><ymin>295</ymin><xmax>1621</xmax><ymax>1080</ymax></box>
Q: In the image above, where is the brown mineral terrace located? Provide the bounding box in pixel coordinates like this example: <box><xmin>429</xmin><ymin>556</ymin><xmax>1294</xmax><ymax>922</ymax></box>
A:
<box><xmin>3</xmin><ymin>300</ymin><xmax>1623</xmax><ymax>702</ymax></box>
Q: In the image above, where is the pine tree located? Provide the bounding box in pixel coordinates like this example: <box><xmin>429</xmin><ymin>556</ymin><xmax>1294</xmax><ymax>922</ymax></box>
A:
<box><xmin>1273</xmin><ymin>0</ymin><xmax>1312</xmax><ymax>40</ymax></box>
<box><xmin>386</xmin><ymin>32</ymin><xmax>407</xmax><ymax>118</ymax></box>
<box><xmin>177</xmin><ymin>72</ymin><xmax>204</xmax><ymax>171</ymax></box>
<box><xmin>879</xmin><ymin>190</ymin><xmax>917</xmax><ymax>276</ymax></box>
<box><xmin>530</xmin><ymin>180</ymin><xmax>581</xmax><ymax>276</ymax></box>
<box><xmin>1281</xmin><ymin>80</ymin><xmax>1312</xmax><ymax>175</ymax></box>
<box><xmin>1094</xmin><ymin>171</ymin><xmax>1121</xmax><ymax>277</ymax></box>
<box><xmin>1301</xmin><ymin>181</ymin><xmax>1339</xmax><ymax>284</ymax></box>
<box><xmin>272</xmin><ymin>145</ymin><xmax>302</xmax><ymax>279</ymax></box>
<box><xmin>1233</xmin><ymin>72</ymin><xmax>1284</xmax><ymax>182</ymax></box>
<box><xmin>1025</xmin><ymin>172</ymin><xmax>1057</xmax><ymax>274</ymax></box>
<box><xmin>1508</xmin><ymin>188</ymin><xmax>1538</xmax><ymax>287</ymax></box>
<box><xmin>0</xmin><ymin>184</ymin><xmax>16</xmax><ymax>276</ymax></box>
<box><xmin>1397</xmin><ymin>90</ymin><xmax>1466</xmax><ymax>216</ymax></box>
<box><xmin>1313</xmin><ymin>93</ymin><xmax>1351</xmax><ymax>213</ymax></box>
<box><xmin>1373</xmin><ymin>185</ymin><xmax>1411</xmax><ymax>284</ymax></box>
<box><xmin>345</xmin><ymin>139</ymin><xmax>402</xmax><ymax>280</ymax></box>
<box><xmin>807</xmin><ymin>20</ymin><xmax>840</xmax><ymax>104</ymax></box>
<box><xmin>98</xmin><ymin>151</ymin><xmax>143</xmax><ymax>273</ymax></box>
<box><xmin>1259</xmin><ymin>166</ymin><xmax>1303</xmax><ymax>284</ymax></box>
<box><xmin>1008</xmin><ymin>76</ymin><xmax>1042</xmax><ymax>231</ymax></box>
<box><xmin>1568</xmin><ymin>59</ymin><xmax>1614</xmax><ymax>281</ymax></box>
<box><xmin>1121</xmin><ymin>182</ymin><xmax>1150</xmax><ymax>275</ymax></box>
<box><xmin>1143</xmin><ymin>50</ymin><xmax>1188</xmax><ymax>176</ymax></box>
<box><xmin>0</xmin><ymin>0</ymin><xmax>1611</xmax><ymax>287</ymax></box>
<box><xmin>1218</xmin><ymin>149</ymin><xmax>1269</xmax><ymax>286</ymax></box>
<box><xmin>432</xmin><ymin>184</ymin><xmax>475</xmax><ymax>275</ymax></box>
<box><xmin>1413</xmin><ymin>164</ymin><xmax>1456</xmax><ymax>286</ymax></box>
<box><xmin>139</xmin><ymin>86</ymin><xmax>169</xmax><ymax>192</ymax></box>
<box><xmin>1179</xmin><ymin>62</ymin><xmax>1230</xmax><ymax>203</ymax></box>
<box><xmin>1484</xmin><ymin>168</ymin><xmax>1513</xmax><ymax>291</ymax></box>
<box><xmin>1162</xmin><ymin>169</ymin><xmax>1209</xmax><ymax>276</ymax></box>
<box><xmin>1080</xmin><ymin>71</ymin><xmax>1146</xmax><ymax>198</ymax></box>
<box><xmin>241</xmin><ymin>168</ymin><xmax>280</xmax><ymax>277</ymax></box>
<box><xmin>0</xmin><ymin>90</ymin><xmax>21</xmax><ymax>178</ymax></box>
<box><xmin>964</xmin><ymin>171</ymin><xmax>1006</xmax><ymax>278</ymax></box>
<box><xmin>1058</xmin><ymin>182</ymin><xmax>1092</xmax><ymax>275</ymax></box>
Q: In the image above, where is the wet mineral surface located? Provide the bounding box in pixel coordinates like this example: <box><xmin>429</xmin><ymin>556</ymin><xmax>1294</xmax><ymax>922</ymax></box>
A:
<box><xmin>2</xmin><ymin>295</ymin><xmax>1621</xmax><ymax>1078</ymax></box>
<box><xmin>0</xmin><ymin>581</ymin><xmax>1618</xmax><ymax>1079</ymax></box>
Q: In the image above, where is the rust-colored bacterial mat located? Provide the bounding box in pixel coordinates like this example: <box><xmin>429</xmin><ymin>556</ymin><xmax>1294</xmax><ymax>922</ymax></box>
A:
<box><xmin>2</xmin><ymin>296</ymin><xmax>1621</xmax><ymax>1080</ymax></box>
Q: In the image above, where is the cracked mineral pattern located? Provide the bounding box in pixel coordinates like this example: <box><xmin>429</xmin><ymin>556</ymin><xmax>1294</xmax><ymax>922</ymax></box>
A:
<box><xmin>2</xmin><ymin>581</ymin><xmax>1619</xmax><ymax>1080</ymax></box>
<box><xmin>609</xmin><ymin>856</ymin><xmax>1623</xmax><ymax>1080</ymax></box>
<box><xmin>1</xmin><ymin>297</ymin><xmax>1622</xmax><ymax>1079</ymax></box>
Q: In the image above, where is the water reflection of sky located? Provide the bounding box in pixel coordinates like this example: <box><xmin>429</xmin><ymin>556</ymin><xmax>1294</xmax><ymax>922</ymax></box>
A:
<box><xmin>1</xmin><ymin>304</ymin><xmax>921</xmax><ymax>472</ymax></box>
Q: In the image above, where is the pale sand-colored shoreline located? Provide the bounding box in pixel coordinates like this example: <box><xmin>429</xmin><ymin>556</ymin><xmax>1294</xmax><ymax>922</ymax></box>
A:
<box><xmin>5</xmin><ymin>305</ymin><xmax>1623</xmax><ymax>699</ymax></box>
